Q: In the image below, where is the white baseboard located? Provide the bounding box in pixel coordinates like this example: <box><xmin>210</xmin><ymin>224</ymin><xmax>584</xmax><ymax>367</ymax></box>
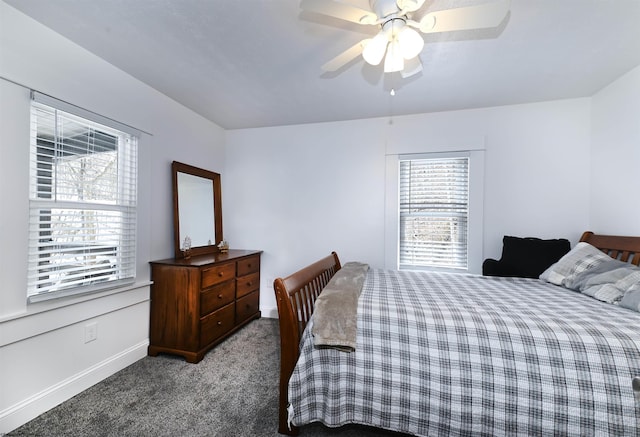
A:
<box><xmin>0</xmin><ymin>340</ymin><xmax>148</xmax><ymax>434</ymax></box>
<box><xmin>261</xmin><ymin>306</ymin><xmax>278</xmax><ymax>319</ymax></box>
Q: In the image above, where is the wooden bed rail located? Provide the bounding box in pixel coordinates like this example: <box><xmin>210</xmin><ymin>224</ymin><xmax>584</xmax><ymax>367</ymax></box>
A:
<box><xmin>273</xmin><ymin>252</ymin><xmax>341</xmax><ymax>436</ymax></box>
<box><xmin>580</xmin><ymin>231</ymin><xmax>640</xmax><ymax>266</ymax></box>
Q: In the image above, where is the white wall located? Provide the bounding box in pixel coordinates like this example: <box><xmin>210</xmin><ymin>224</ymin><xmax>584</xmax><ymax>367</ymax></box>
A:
<box><xmin>0</xmin><ymin>2</ymin><xmax>225</xmax><ymax>433</ymax></box>
<box><xmin>590</xmin><ymin>64</ymin><xmax>640</xmax><ymax>235</ymax></box>
<box><xmin>225</xmin><ymin>119</ymin><xmax>388</xmax><ymax>319</ymax></box>
<box><xmin>225</xmin><ymin>98</ymin><xmax>592</xmax><ymax>317</ymax></box>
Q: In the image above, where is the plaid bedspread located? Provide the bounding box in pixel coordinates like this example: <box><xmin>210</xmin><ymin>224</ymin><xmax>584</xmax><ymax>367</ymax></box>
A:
<box><xmin>288</xmin><ymin>269</ymin><xmax>640</xmax><ymax>436</ymax></box>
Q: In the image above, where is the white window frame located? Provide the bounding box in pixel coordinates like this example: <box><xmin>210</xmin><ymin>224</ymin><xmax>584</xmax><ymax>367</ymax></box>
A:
<box><xmin>27</xmin><ymin>92</ymin><xmax>139</xmax><ymax>302</ymax></box>
<box><xmin>385</xmin><ymin>150</ymin><xmax>484</xmax><ymax>274</ymax></box>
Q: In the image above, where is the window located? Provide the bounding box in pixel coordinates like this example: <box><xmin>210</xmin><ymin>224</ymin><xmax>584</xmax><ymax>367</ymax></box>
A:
<box><xmin>28</xmin><ymin>93</ymin><xmax>138</xmax><ymax>302</ymax></box>
<box><xmin>399</xmin><ymin>156</ymin><xmax>469</xmax><ymax>270</ymax></box>
<box><xmin>385</xmin><ymin>150</ymin><xmax>484</xmax><ymax>273</ymax></box>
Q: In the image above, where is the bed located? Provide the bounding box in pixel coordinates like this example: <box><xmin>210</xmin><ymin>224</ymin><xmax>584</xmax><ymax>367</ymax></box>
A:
<box><xmin>273</xmin><ymin>232</ymin><xmax>640</xmax><ymax>436</ymax></box>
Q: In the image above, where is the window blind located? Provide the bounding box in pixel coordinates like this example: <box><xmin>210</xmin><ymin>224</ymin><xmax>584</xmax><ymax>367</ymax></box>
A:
<box><xmin>399</xmin><ymin>156</ymin><xmax>469</xmax><ymax>270</ymax></box>
<box><xmin>27</xmin><ymin>98</ymin><xmax>138</xmax><ymax>302</ymax></box>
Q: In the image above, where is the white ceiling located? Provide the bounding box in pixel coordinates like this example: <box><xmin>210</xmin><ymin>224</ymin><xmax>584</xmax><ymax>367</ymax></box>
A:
<box><xmin>5</xmin><ymin>0</ymin><xmax>640</xmax><ymax>129</ymax></box>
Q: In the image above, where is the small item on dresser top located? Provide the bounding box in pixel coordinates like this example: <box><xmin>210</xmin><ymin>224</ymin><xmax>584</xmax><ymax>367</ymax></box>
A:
<box><xmin>217</xmin><ymin>240</ymin><xmax>229</xmax><ymax>252</ymax></box>
<box><xmin>182</xmin><ymin>236</ymin><xmax>192</xmax><ymax>259</ymax></box>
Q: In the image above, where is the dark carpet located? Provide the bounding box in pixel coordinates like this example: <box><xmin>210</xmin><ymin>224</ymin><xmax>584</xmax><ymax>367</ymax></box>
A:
<box><xmin>9</xmin><ymin>318</ymin><xmax>402</xmax><ymax>437</ymax></box>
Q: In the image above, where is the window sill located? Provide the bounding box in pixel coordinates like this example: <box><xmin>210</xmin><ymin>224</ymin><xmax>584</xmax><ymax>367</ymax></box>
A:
<box><xmin>0</xmin><ymin>280</ymin><xmax>152</xmax><ymax>325</ymax></box>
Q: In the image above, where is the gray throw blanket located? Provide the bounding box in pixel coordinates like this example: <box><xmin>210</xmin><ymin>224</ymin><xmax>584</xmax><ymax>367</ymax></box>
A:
<box><xmin>312</xmin><ymin>262</ymin><xmax>369</xmax><ymax>352</ymax></box>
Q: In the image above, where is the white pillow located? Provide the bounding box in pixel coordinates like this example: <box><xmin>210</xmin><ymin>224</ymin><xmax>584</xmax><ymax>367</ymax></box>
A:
<box><xmin>539</xmin><ymin>242</ymin><xmax>611</xmax><ymax>286</ymax></box>
<box><xmin>620</xmin><ymin>282</ymin><xmax>640</xmax><ymax>312</ymax></box>
<box><xmin>581</xmin><ymin>270</ymin><xmax>640</xmax><ymax>304</ymax></box>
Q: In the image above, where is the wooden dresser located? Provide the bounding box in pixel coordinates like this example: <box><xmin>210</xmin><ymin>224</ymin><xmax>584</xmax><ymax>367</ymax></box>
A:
<box><xmin>148</xmin><ymin>249</ymin><xmax>262</xmax><ymax>363</ymax></box>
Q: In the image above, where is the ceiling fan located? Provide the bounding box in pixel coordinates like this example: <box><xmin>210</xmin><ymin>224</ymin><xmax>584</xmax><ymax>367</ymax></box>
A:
<box><xmin>301</xmin><ymin>0</ymin><xmax>511</xmax><ymax>78</ymax></box>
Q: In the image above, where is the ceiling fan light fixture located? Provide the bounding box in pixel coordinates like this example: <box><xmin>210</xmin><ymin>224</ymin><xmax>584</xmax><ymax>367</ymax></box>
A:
<box><xmin>401</xmin><ymin>56</ymin><xmax>423</xmax><ymax>78</ymax></box>
<box><xmin>362</xmin><ymin>30</ymin><xmax>389</xmax><ymax>65</ymax></box>
<box><xmin>397</xmin><ymin>26</ymin><xmax>424</xmax><ymax>59</ymax></box>
<box><xmin>383</xmin><ymin>40</ymin><xmax>404</xmax><ymax>73</ymax></box>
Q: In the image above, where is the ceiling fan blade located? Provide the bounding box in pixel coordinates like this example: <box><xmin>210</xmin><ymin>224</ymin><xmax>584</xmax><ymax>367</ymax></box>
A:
<box><xmin>322</xmin><ymin>39</ymin><xmax>370</xmax><ymax>72</ymax></box>
<box><xmin>419</xmin><ymin>0</ymin><xmax>510</xmax><ymax>33</ymax></box>
<box><xmin>396</xmin><ymin>0</ymin><xmax>426</xmax><ymax>13</ymax></box>
<box><xmin>401</xmin><ymin>56</ymin><xmax>423</xmax><ymax>78</ymax></box>
<box><xmin>301</xmin><ymin>0</ymin><xmax>378</xmax><ymax>25</ymax></box>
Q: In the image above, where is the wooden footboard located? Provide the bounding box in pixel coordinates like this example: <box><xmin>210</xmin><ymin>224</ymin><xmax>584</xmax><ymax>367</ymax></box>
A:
<box><xmin>273</xmin><ymin>252</ymin><xmax>341</xmax><ymax>436</ymax></box>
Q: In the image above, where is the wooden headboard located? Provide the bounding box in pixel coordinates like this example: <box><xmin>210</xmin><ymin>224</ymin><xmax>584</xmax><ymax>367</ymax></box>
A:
<box><xmin>273</xmin><ymin>252</ymin><xmax>341</xmax><ymax>435</ymax></box>
<box><xmin>579</xmin><ymin>231</ymin><xmax>640</xmax><ymax>266</ymax></box>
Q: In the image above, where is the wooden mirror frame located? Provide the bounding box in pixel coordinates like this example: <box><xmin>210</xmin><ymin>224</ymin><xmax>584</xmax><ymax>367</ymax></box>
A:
<box><xmin>172</xmin><ymin>161</ymin><xmax>223</xmax><ymax>259</ymax></box>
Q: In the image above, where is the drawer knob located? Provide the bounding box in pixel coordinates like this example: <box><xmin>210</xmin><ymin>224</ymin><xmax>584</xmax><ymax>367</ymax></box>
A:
<box><xmin>247</xmin><ymin>281</ymin><xmax>252</xmax><ymax>286</ymax></box>
<box><xmin>217</xmin><ymin>294</ymin><xmax>223</xmax><ymax>299</ymax></box>
<box><xmin>247</xmin><ymin>264</ymin><xmax>252</xmax><ymax>268</ymax></box>
<box><xmin>218</xmin><ymin>272</ymin><xmax>224</xmax><ymax>277</ymax></box>
<box><xmin>217</xmin><ymin>321</ymin><xmax>222</xmax><ymax>326</ymax></box>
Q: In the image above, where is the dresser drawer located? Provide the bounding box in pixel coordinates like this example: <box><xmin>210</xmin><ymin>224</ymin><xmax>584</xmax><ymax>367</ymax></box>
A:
<box><xmin>237</xmin><ymin>255</ymin><xmax>260</xmax><ymax>276</ymax></box>
<box><xmin>236</xmin><ymin>290</ymin><xmax>260</xmax><ymax>324</ymax></box>
<box><xmin>200</xmin><ymin>280</ymin><xmax>235</xmax><ymax>316</ymax></box>
<box><xmin>236</xmin><ymin>271</ymin><xmax>260</xmax><ymax>298</ymax></box>
<box><xmin>200</xmin><ymin>303</ymin><xmax>235</xmax><ymax>348</ymax></box>
<box><xmin>201</xmin><ymin>262</ymin><xmax>236</xmax><ymax>288</ymax></box>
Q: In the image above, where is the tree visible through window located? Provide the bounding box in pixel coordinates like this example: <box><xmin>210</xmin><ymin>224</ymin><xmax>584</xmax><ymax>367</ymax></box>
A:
<box><xmin>28</xmin><ymin>98</ymin><xmax>137</xmax><ymax>301</ymax></box>
<box><xmin>399</xmin><ymin>156</ymin><xmax>469</xmax><ymax>270</ymax></box>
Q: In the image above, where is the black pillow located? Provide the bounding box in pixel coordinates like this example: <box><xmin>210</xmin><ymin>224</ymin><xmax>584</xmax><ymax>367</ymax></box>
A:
<box><xmin>500</xmin><ymin>236</ymin><xmax>571</xmax><ymax>279</ymax></box>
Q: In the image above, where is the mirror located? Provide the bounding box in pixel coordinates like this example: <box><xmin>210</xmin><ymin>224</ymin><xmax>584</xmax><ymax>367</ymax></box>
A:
<box><xmin>172</xmin><ymin>161</ymin><xmax>223</xmax><ymax>258</ymax></box>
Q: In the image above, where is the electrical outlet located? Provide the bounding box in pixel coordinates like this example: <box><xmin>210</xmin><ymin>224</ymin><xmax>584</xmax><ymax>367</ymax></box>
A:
<box><xmin>85</xmin><ymin>322</ymin><xmax>98</xmax><ymax>343</ymax></box>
